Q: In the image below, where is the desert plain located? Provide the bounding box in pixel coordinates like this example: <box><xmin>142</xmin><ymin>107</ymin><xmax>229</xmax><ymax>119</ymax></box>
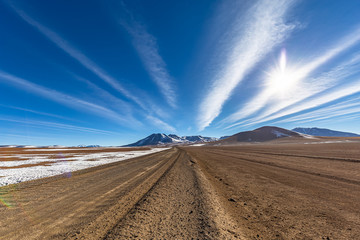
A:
<box><xmin>1</xmin><ymin>139</ymin><xmax>360</xmax><ymax>239</ymax></box>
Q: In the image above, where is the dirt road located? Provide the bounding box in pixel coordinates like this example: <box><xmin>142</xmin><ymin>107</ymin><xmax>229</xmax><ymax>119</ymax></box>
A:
<box><xmin>1</xmin><ymin>143</ymin><xmax>360</xmax><ymax>239</ymax></box>
<box><xmin>0</xmin><ymin>147</ymin><xmax>238</xmax><ymax>239</ymax></box>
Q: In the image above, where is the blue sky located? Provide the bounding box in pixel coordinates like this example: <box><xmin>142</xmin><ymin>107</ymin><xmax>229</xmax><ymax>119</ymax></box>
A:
<box><xmin>1</xmin><ymin>0</ymin><xmax>360</xmax><ymax>146</ymax></box>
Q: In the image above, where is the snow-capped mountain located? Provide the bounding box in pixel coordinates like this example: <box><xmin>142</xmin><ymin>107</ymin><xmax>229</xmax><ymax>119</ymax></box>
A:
<box><xmin>124</xmin><ymin>133</ymin><xmax>218</xmax><ymax>146</ymax></box>
<box><xmin>292</xmin><ymin>127</ymin><xmax>360</xmax><ymax>137</ymax></box>
<box><xmin>0</xmin><ymin>145</ymin><xmax>37</xmax><ymax>148</ymax></box>
<box><xmin>183</xmin><ymin>135</ymin><xmax>217</xmax><ymax>142</ymax></box>
<box><xmin>219</xmin><ymin>136</ymin><xmax>230</xmax><ymax>140</ymax></box>
<box><xmin>168</xmin><ymin>134</ymin><xmax>183</xmax><ymax>141</ymax></box>
<box><xmin>77</xmin><ymin>145</ymin><xmax>101</xmax><ymax>148</ymax></box>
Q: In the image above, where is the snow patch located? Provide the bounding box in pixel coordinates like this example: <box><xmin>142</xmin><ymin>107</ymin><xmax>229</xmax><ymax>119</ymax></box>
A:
<box><xmin>23</xmin><ymin>148</ymin><xmax>104</xmax><ymax>151</ymax></box>
<box><xmin>304</xmin><ymin>140</ymin><xmax>354</xmax><ymax>144</ymax></box>
<box><xmin>0</xmin><ymin>148</ymin><xmax>169</xmax><ymax>186</ymax></box>
<box><xmin>297</xmin><ymin>133</ymin><xmax>317</xmax><ymax>139</ymax></box>
<box><xmin>272</xmin><ymin>130</ymin><xmax>290</xmax><ymax>138</ymax></box>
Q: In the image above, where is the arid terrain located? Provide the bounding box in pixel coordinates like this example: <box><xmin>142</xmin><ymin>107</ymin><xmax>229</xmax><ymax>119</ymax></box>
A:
<box><xmin>0</xmin><ymin>147</ymin><xmax>165</xmax><ymax>186</ymax></box>
<box><xmin>1</xmin><ymin>140</ymin><xmax>360</xmax><ymax>239</ymax></box>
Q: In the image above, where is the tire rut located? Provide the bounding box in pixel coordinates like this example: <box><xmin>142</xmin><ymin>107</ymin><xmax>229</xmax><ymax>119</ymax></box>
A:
<box><xmin>103</xmin><ymin>148</ymin><xmax>231</xmax><ymax>239</ymax></box>
<box><xmin>68</xmin><ymin>149</ymin><xmax>181</xmax><ymax>240</ymax></box>
<box><xmin>0</xmin><ymin>148</ymin><xmax>177</xmax><ymax>240</ymax></box>
<box><xmin>205</xmin><ymin>149</ymin><xmax>360</xmax><ymax>185</ymax></box>
<box><xmin>214</xmin><ymin>148</ymin><xmax>360</xmax><ymax>163</ymax></box>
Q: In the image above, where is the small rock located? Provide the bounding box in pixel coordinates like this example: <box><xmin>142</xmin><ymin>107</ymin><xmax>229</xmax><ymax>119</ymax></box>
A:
<box><xmin>228</xmin><ymin>198</ymin><xmax>236</xmax><ymax>202</ymax></box>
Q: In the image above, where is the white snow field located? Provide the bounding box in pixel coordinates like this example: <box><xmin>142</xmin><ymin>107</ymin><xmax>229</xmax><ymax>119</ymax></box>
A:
<box><xmin>0</xmin><ymin>147</ymin><xmax>169</xmax><ymax>186</ymax></box>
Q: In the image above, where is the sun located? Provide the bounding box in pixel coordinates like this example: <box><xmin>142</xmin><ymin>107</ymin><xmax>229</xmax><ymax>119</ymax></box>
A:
<box><xmin>267</xmin><ymin>49</ymin><xmax>300</xmax><ymax>96</ymax></box>
<box><xmin>268</xmin><ymin>68</ymin><xmax>298</xmax><ymax>93</ymax></box>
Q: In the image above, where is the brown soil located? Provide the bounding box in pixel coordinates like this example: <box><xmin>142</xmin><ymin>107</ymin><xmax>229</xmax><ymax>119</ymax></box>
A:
<box><xmin>104</xmin><ymin>148</ymin><xmax>239</xmax><ymax>239</ymax></box>
<box><xmin>1</xmin><ymin>142</ymin><xmax>359</xmax><ymax>239</ymax></box>
<box><xmin>0</xmin><ymin>161</ymin><xmax>57</xmax><ymax>169</ymax></box>
<box><xmin>0</xmin><ymin>157</ymin><xmax>28</xmax><ymax>161</ymax></box>
<box><xmin>0</xmin><ymin>146</ymin><xmax>152</xmax><ymax>162</ymax></box>
<box><xmin>0</xmin><ymin>155</ymin><xmax>78</xmax><ymax>162</ymax></box>
<box><xmin>185</xmin><ymin>143</ymin><xmax>360</xmax><ymax>239</ymax></box>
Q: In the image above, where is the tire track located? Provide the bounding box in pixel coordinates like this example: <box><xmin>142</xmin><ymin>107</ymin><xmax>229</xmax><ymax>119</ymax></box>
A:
<box><xmin>67</xmin><ymin>149</ymin><xmax>181</xmax><ymax>240</ymax></box>
<box><xmin>0</xmin><ymin>148</ymin><xmax>177</xmax><ymax>240</ymax></box>
<box><xmin>185</xmin><ymin>146</ymin><xmax>360</xmax><ymax>239</ymax></box>
<box><xmin>204</xmin><ymin>149</ymin><xmax>360</xmax><ymax>185</ymax></box>
<box><xmin>214</xmin><ymin>148</ymin><xmax>360</xmax><ymax>163</ymax></box>
<box><xmin>103</xmin><ymin>148</ymin><xmax>240</xmax><ymax>239</ymax></box>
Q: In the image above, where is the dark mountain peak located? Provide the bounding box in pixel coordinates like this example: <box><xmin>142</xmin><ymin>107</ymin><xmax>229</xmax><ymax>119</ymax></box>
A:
<box><xmin>124</xmin><ymin>133</ymin><xmax>172</xmax><ymax>147</ymax></box>
<box><xmin>218</xmin><ymin>126</ymin><xmax>301</xmax><ymax>144</ymax></box>
<box><xmin>184</xmin><ymin>136</ymin><xmax>202</xmax><ymax>141</ymax></box>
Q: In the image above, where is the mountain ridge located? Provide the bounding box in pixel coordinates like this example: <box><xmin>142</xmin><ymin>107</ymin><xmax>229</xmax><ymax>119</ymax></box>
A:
<box><xmin>292</xmin><ymin>127</ymin><xmax>360</xmax><ymax>137</ymax></box>
<box><xmin>124</xmin><ymin>133</ymin><xmax>217</xmax><ymax>147</ymax></box>
<box><xmin>217</xmin><ymin>126</ymin><xmax>302</xmax><ymax>145</ymax></box>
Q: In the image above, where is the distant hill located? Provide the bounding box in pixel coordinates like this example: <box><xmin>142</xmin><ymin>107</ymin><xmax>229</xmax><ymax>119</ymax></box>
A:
<box><xmin>77</xmin><ymin>145</ymin><xmax>101</xmax><ymax>148</ymax></box>
<box><xmin>0</xmin><ymin>145</ymin><xmax>37</xmax><ymax>148</ymax></box>
<box><xmin>218</xmin><ymin>126</ymin><xmax>301</xmax><ymax>144</ymax></box>
<box><xmin>124</xmin><ymin>133</ymin><xmax>217</xmax><ymax>146</ymax></box>
<box><xmin>292</xmin><ymin>127</ymin><xmax>360</xmax><ymax>137</ymax></box>
<box><xmin>219</xmin><ymin>136</ymin><xmax>230</xmax><ymax>140</ymax></box>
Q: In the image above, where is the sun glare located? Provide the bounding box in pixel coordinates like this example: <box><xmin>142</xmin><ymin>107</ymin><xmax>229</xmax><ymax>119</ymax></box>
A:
<box><xmin>267</xmin><ymin>49</ymin><xmax>300</xmax><ymax>96</ymax></box>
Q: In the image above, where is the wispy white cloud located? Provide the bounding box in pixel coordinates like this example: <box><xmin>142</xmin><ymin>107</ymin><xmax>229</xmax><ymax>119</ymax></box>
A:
<box><xmin>118</xmin><ymin>5</ymin><xmax>177</xmax><ymax>108</ymax></box>
<box><xmin>224</xmin><ymin>51</ymin><xmax>360</xmax><ymax>130</ymax></box>
<box><xmin>73</xmin><ymin>75</ymin><xmax>132</xmax><ymax>114</ymax></box>
<box><xmin>281</xmin><ymin>111</ymin><xmax>360</xmax><ymax>126</ymax></box>
<box><xmin>197</xmin><ymin>0</ymin><xmax>298</xmax><ymax>130</ymax></box>
<box><xmin>268</xmin><ymin>80</ymin><xmax>360</xmax><ymax>120</ymax></box>
<box><xmin>2</xmin><ymin>133</ymin><xmax>55</xmax><ymax>140</ymax></box>
<box><xmin>0</xmin><ymin>70</ymin><xmax>176</xmax><ymax>132</ymax></box>
<box><xmin>223</xmin><ymin>27</ymin><xmax>360</xmax><ymax>126</ymax></box>
<box><xmin>5</xmin><ymin>1</ymin><xmax>146</xmax><ymax>110</ymax></box>
<box><xmin>0</xmin><ymin>116</ymin><xmax>116</xmax><ymax>135</ymax></box>
<box><xmin>6</xmin><ymin>1</ymin><xmax>177</xmax><ymax>133</ymax></box>
<box><xmin>0</xmin><ymin>104</ymin><xmax>76</xmax><ymax>122</ymax></box>
<box><xmin>76</xmin><ymin>75</ymin><xmax>176</xmax><ymax>131</ymax></box>
<box><xmin>232</xmin><ymin>80</ymin><xmax>360</xmax><ymax>129</ymax></box>
<box><xmin>274</xmin><ymin>97</ymin><xmax>360</xmax><ymax>124</ymax></box>
<box><xmin>0</xmin><ymin>70</ymin><xmax>142</xmax><ymax>127</ymax></box>
<box><xmin>146</xmin><ymin>115</ymin><xmax>176</xmax><ymax>133</ymax></box>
